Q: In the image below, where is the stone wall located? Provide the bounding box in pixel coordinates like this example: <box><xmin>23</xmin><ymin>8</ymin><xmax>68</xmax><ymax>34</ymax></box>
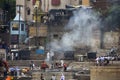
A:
<box><xmin>90</xmin><ymin>66</ymin><xmax>120</xmax><ymax>80</ymax></box>
<box><xmin>104</xmin><ymin>32</ymin><xmax>119</xmax><ymax>48</ymax></box>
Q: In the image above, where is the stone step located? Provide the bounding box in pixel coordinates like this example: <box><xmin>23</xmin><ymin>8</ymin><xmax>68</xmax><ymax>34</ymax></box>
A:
<box><xmin>8</xmin><ymin>60</ymin><xmax>43</xmax><ymax>67</ymax></box>
<box><xmin>29</xmin><ymin>50</ymin><xmax>46</xmax><ymax>60</ymax></box>
<box><xmin>30</xmin><ymin>53</ymin><xmax>45</xmax><ymax>60</ymax></box>
<box><xmin>0</xmin><ymin>77</ymin><xmax>32</xmax><ymax>80</ymax></box>
<box><xmin>32</xmin><ymin>72</ymin><xmax>73</xmax><ymax>80</ymax></box>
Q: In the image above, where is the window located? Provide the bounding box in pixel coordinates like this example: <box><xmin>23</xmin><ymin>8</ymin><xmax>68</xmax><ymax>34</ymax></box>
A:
<box><xmin>12</xmin><ymin>23</ymin><xmax>19</xmax><ymax>30</ymax></box>
<box><xmin>11</xmin><ymin>35</ymin><xmax>19</xmax><ymax>44</ymax></box>
<box><xmin>21</xmin><ymin>24</ymin><xmax>24</xmax><ymax>31</ymax></box>
<box><xmin>90</xmin><ymin>0</ymin><xmax>96</xmax><ymax>2</ymax></box>
<box><xmin>93</xmin><ymin>0</ymin><xmax>96</xmax><ymax>2</ymax></box>
<box><xmin>53</xmin><ymin>34</ymin><xmax>59</xmax><ymax>39</ymax></box>
<box><xmin>27</xmin><ymin>9</ymin><xmax>30</xmax><ymax>15</ymax></box>
<box><xmin>26</xmin><ymin>7</ymin><xmax>30</xmax><ymax>15</ymax></box>
<box><xmin>16</xmin><ymin>5</ymin><xmax>23</xmax><ymax>12</ymax></box>
<box><xmin>79</xmin><ymin>0</ymin><xmax>82</xmax><ymax>5</ymax></box>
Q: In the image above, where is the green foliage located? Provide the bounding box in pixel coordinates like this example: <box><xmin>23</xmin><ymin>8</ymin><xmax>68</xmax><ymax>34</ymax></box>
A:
<box><xmin>0</xmin><ymin>0</ymin><xmax>16</xmax><ymax>21</ymax></box>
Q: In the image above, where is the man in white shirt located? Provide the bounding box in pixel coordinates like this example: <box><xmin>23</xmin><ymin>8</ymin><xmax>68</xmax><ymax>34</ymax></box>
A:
<box><xmin>51</xmin><ymin>74</ymin><xmax>56</xmax><ymax>80</ymax></box>
<box><xmin>95</xmin><ymin>57</ymin><xmax>100</xmax><ymax>66</ymax></box>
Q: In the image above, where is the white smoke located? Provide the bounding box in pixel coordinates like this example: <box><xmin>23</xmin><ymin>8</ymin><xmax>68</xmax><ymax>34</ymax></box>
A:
<box><xmin>50</xmin><ymin>8</ymin><xmax>100</xmax><ymax>52</ymax></box>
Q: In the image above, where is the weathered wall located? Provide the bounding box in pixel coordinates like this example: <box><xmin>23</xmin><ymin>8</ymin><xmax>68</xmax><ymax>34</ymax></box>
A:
<box><xmin>29</xmin><ymin>24</ymin><xmax>48</xmax><ymax>37</ymax></box>
<box><xmin>90</xmin><ymin>66</ymin><xmax>120</xmax><ymax>80</ymax></box>
<box><xmin>104</xmin><ymin>32</ymin><xmax>119</xmax><ymax>48</ymax></box>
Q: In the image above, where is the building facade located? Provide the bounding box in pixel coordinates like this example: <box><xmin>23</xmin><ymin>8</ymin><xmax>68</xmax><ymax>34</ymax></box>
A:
<box><xmin>16</xmin><ymin>0</ymin><xmax>91</xmax><ymax>22</ymax></box>
<box><xmin>16</xmin><ymin>0</ymin><xmax>34</xmax><ymax>23</ymax></box>
<box><xmin>15</xmin><ymin>0</ymin><xmax>90</xmax><ymax>47</ymax></box>
<box><xmin>16</xmin><ymin>0</ymin><xmax>119</xmax><ymax>51</ymax></box>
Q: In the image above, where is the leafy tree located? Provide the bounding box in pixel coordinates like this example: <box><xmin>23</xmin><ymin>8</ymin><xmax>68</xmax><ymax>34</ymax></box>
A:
<box><xmin>0</xmin><ymin>0</ymin><xmax>16</xmax><ymax>23</ymax></box>
<box><xmin>105</xmin><ymin>5</ymin><xmax>120</xmax><ymax>31</ymax></box>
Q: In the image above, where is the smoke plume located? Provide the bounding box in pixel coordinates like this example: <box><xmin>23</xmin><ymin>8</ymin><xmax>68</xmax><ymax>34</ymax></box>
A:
<box><xmin>49</xmin><ymin>8</ymin><xmax>101</xmax><ymax>52</ymax></box>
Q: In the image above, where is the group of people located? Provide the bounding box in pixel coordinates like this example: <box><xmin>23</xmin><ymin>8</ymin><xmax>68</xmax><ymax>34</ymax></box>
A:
<box><xmin>0</xmin><ymin>41</ymin><xmax>19</xmax><ymax>61</ymax></box>
<box><xmin>95</xmin><ymin>56</ymin><xmax>110</xmax><ymax>66</ymax></box>
<box><xmin>29</xmin><ymin>60</ymin><xmax>68</xmax><ymax>72</ymax></box>
<box><xmin>7</xmin><ymin>52</ymin><xmax>19</xmax><ymax>61</ymax></box>
<box><xmin>95</xmin><ymin>46</ymin><xmax>118</xmax><ymax>66</ymax></box>
<box><xmin>29</xmin><ymin>60</ymin><xmax>66</xmax><ymax>80</ymax></box>
<box><xmin>50</xmin><ymin>60</ymin><xmax>68</xmax><ymax>72</ymax></box>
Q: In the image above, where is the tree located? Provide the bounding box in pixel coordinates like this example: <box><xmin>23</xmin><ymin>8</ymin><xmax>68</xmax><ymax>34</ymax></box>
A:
<box><xmin>0</xmin><ymin>0</ymin><xmax>16</xmax><ymax>23</ymax></box>
<box><xmin>105</xmin><ymin>5</ymin><xmax>120</xmax><ymax>31</ymax></box>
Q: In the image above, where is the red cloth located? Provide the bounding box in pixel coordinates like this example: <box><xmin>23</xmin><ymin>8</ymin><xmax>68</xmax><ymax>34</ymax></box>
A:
<box><xmin>63</xmin><ymin>63</ymin><xmax>67</xmax><ymax>67</ymax></box>
<box><xmin>51</xmin><ymin>0</ymin><xmax>61</xmax><ymax>6</ymax></box>
<box><xmin>3</xmin><ymin>61</ymin><xmax>9</xmax><ymax>71</ymax></box>
<box><xmin>41</xmin><ymin>62</ymin><xmax>48</xmax><ymax>69</ymax></box>
<box><xmin>32</xmin><ymin>0</ymin><xmax>36</xmax><ymax>5</ymax></box>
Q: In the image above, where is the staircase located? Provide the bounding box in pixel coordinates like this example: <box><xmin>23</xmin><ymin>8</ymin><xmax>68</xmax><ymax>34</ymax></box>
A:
<box><xmin>8</xmin><ymin>60</ymin><xmax>42</xmax><ymax>67</ymax></box>
<box><xmin>32</xmin><ymin>71</ymin><xmax>73</xmax><ymax>80</ymax></box>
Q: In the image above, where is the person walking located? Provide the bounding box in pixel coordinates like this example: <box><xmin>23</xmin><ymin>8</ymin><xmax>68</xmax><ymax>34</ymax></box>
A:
<box><xmin>41</xmin><ymin>61</ymin><xmax>49</xmax><ymax>72</ymax></box>
<box><xmin>63</xmin><ymin>63</ymin><xmax>67</xmax><ymax>72</ymax></box>
<box><xmin>51</xmin><ymin>74</ymin><xmax>56</xmax><ymax>80</ymax></box>
<box><xmin>40</xmin><ymin>73</ymin><xmax>45</xmax><ymax>80</ymax></box>
<box><xmin>60</xmin><ymin>73</ymin><xmax>65</xmax><ymax>80</ymax></box>
<box><xmin>29</xmin><ymin>61</ymin><xmax>35</xmax><ymax>70</ymax></box>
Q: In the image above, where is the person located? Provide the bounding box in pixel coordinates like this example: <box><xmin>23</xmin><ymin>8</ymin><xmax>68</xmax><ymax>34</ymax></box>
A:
<box><xmin>63</xmin><ymin>63</ymin><xmax>67</xmax><ymax>71</ymax></box>
<box><xmin>50</xmin><ymin>50</ymin><xmax>54</xmax><ymax>61</ymax></box>
<box><xmin>100</xmin><ymin>56</ymin><xmax>105</xmax><ymax>66</ymax></box>
<box><xmin>110</xmin><ymin>46</ymin><xmax>117</xmax><ymax>56</ymax></box>
<box><xmin>3</xmin><ymin>59</ymin><xmax>9</xmax><ymax>77</ymax></box>
<box><xmin>30</xmin><ymin>61</ymin><xmax>35</xmax><ymax>70</ymax></box>
<box><xmin>40</xmin><ymin>73</ymin><xmax>45</xmax><ymax>80</ymax></box>
<box><xmin>11</xmin><ymin>53</ymin><xmax>14</xmax><ymax>61</ymax></box>
<box><xmin>51</xmin><ymin>74</ymin><xmax>56</xmax><ymax>80</ymax></box>
<box><xmin>7</xmin><ymin>52</ymin><xmax>11</xmax><ymax>60</ymax></box>
<box><xmin>60</xmin><ymin>60</ymin><xmax>64</xmax><ymax>67</ymax></box>
<box><xmin>1</xmin><ymin>58</ymin><xmax>9</xmax><ymax>78</ymax></box>
<box><xmin>46</xmin><ymin>52</ymin><xmax>50</xmax><ymax>61</ymax></box>
<box><xmin>60</xmin><ymin>73</ymin><xmax>65</xmax><ymax>80</ymax></box>
<box><xmin>41</xmin><ymin>61</ymin><xmax>49</xmax><ymax>72</ymax></box>
<box><xmin>15</xmin><ymin>53</ymin><xmax>18</xmax><ymax>60</ymax></box>
<box><xmin>104</xmin><ymin>58</ymin><xmax>109</xmax><ymax>65</ymax></box>
<box><xmin>95</xmin><ymin>57</ymin><xmax>100</xmax><ymax>66</ymax></box>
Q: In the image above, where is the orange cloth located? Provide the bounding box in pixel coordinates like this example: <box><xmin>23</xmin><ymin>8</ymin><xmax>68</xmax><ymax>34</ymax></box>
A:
<box><xmin>6</xmin><ymin>76</ymin><xmax>11</xmax><ymax>80</ymax></box>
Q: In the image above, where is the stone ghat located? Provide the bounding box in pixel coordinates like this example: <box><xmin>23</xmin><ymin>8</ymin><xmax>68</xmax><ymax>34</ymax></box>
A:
<box><xmin>8</xmin><ymin>60</ymin><xmax>95</xmax><ymax>67</ymax></box>
<box><xmin>0</xmin><ymin>77</ymin><xmax>32</xmax><ymax>80</ymax></box>
<box><xmin>0</xmin><ymin>71</ymin><xmax>73</xmax><ymax>80</ymax></box>
<box><xmin>32</xmin><ymin>71</ymin><xmax>73</xmax><ymax>80</ymax></box>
